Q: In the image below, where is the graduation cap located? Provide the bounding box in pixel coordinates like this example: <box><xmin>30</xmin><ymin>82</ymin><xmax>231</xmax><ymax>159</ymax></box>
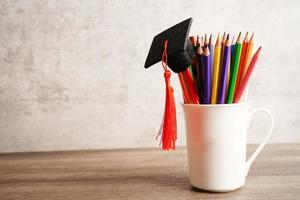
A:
<box><xmin>144</xmin><ymin>18</ymin><xmax>196</xmax><ymax>151</ymax></box>
<box><xmin>144</xmin><ymin>18</ymin><xmax>195</xmax><ymax>73</ymax></box>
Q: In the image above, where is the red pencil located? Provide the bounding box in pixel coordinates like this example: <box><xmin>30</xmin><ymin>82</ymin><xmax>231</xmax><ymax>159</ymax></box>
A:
<box><xmin>234</xmin><ymin>47</ymin><xmax>262</xmax><ymax>103</ymax></box>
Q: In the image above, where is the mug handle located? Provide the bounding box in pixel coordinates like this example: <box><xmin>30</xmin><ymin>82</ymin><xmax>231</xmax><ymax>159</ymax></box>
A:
<box><xmin>245</xmin><ymin>107</ymin><xmax>274</xmax><ymax>176</ymax></box>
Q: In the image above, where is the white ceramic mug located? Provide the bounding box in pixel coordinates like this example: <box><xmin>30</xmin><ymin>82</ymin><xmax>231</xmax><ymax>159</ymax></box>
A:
<box><xmin>182</xmin><ymin>102</ymin><xmax>274</xmax><ymax>192</ymax></box>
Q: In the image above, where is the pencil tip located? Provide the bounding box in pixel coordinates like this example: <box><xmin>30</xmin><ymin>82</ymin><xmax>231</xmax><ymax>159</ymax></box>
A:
<box><xmin>244</xmin><ymin>32</ymin><xmax>249</xmax><ymax>42</ymax></box>
<box><xmin>205</xmin><ymin>34</ymin><xmax>209</xmax><ymax>44</ymax></box>
<box><xmin>256</xmin><ymin>46</ymin><xmax>262</xmax><ymax>55</ymax></box>
<box><xmin>222</xmin><ymin>32</ymin><xmax>227</xmax><ymax>42</ymax></box>
<box><xmin>225</xmin><ymin>38</ymin><xmax>231</xmax><ymax>46</ymax></box>
<box><xmin>204</xmin><ymin>46</ymin><xmax>210</xmax><ymax>55</ymax></box>
<box><xmin>237</xmin><ymin>32</ymin><xmax>242</xmax><ymax>43</ymax></box>
<box><xmin>209</xmin><ymin>34</ymin><xmax>213</xmax><ymax>44</ymax></box>
<box><xmin>250</xmin><ymin>32</ymin><xmax>255</xmax><ymax>41</ymax></box>
<box><xmin>216</xmin><ymin>34</ymin><xmax>220</xmax><ymax>43</ymax></box>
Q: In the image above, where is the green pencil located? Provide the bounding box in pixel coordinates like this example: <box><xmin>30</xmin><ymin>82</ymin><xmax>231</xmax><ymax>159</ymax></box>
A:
<box><xmin>227</xmin><ymin>32</ymin><xmax>242</xmax><ymax>103</ymax></box>
<box><xmin>227</xmin><ymin>36</ymin><xmax>236</xmax><ymax>96</ymax></box>
<box><xmin>230</xmin><ymin>36</ymin><xmax>236</xmax><ymax>78</ymax></box>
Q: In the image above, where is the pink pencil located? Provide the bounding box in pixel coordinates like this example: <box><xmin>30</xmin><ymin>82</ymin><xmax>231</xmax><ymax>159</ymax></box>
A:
<box><xmin>234</xmin><ymin>47</ymin><xmax>262</xmax><ymax>103</ymax></box>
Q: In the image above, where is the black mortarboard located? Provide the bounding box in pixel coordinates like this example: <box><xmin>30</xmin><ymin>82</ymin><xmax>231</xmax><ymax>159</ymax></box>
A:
<box><xmin>144</xmin><ymin>18</ymin><xmax>195</xmax><ymax>73</ymax></box>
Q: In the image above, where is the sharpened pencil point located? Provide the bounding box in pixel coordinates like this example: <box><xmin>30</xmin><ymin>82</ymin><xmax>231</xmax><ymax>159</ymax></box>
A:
<box><xmin>237</xmin><ymin>32</ymin><xmax>242</xmax><ymax>43</ymax></box>
<box><xmin>225</xmin><ymin>37</ymin><xmax>230</xmax><ymax>46</ymax></box>
<box><xmin>222</xmin><ymin>32</ymin><xmax>227</xmax><ymax>43</ymax></box>
<box><xmin>244</xmin><ymin>32</ymin><xmax>249</xmax><ymax>42</ymax></box>
<box><xmin>250</xmin><ymin>33</ymin><xmax>254</xmax><ymax>42</ymax></box>
<box><xmin>196</xmin><ymin>43</ymin><xmax>203</xmax><ymax>55</ymax></box>
<box><xmin>232</xmin><ymin>36</ymin><xmax>235</xmax><ymax>45</ymax></box>
<box><xmin>256</xmin><ymin>46</ymin><xmax>262</xmax><ymax>55</ymax></box>
<box><xmin>216</xmin><ymin>34</ymin><xmax>221</xmax><ymax>46</ymax></box>
<box><xmin>204</xmin><ymin>46</ymin><xmax>210</xmax><ymax>56</ymax></box>
<box><xmin>196</xmin><ymin>35</ymin><xmax>200</xmax><ymax>47</ymax></box>
<box><xmin>205</xmin><ymin>34</ymin><xmax>209</xmax><ymax>45</ymax></box>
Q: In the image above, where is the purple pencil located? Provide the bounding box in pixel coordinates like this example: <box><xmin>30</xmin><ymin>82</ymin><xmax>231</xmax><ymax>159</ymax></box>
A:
<box><xmin>218</xmin><ymin>36</ymin><xmax>231</xmax><ymax>104</ymax></box>
<box><xmin>203</xmin><ymin>46</ymin><xmax>211</xmax><ymax>104</ymax></box>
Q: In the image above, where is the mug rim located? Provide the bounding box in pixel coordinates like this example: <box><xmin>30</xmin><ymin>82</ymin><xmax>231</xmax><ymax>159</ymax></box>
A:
<box><xmin>181</xmin><ymin>101</ymin><xmax>251</xmax><ymax>107</ymax></box>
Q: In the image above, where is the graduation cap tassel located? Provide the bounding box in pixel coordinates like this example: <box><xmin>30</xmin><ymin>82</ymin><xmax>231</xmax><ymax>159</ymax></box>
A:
<box><xmin>156</xmin><ymin>40</ymin><xmax>177</xmax><ymax>150</ymax></box>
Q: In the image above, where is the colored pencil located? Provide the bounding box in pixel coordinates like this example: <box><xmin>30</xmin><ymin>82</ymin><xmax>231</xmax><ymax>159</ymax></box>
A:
<box><xmin>234</xmin><ymin>47</ymin><xmax>262</xmax><ymax>103</ymax></box>
<box><xmin>189</xmin><ymin>36</ymin><xmax>197</xmax><ymax>47</ymax></box>
<box><xmin>230</xmin><ymin>36</ymin><xmax>236</xmax><ymax>77</ymax></box>
<box><xmin>211</xmin><ymin>34</ymin><xmax>221</xmax><ymax>104</ymax></box>
<box><xmin>227</xmin><ymin>32</ymin><xmax>242</xmax><ymax>103</ymax></box>
<box><xmin>240</xmin><ymin>33</ymin><xmax>254</xmax><ymax>102</ymax></box>
<box><xmin>181</xmin><ymin>68</ymin><xmax>199</xmax><ymax>104</ymax></box>
<box><xmin>204</xmin><ymin>34</ymin><xmax>207</xmax><ymax>45</ymax></box>
<box><xmin>203</xmin><ymin>46</ymin><xmax>211</xmax><ymax>104</ymax></box>
<box><xmin>235</xmin><ymin>32</ymin><xmax>249</xmax><ymax>96</ymax></box>
<box><xmin>178</xmin><ymin>73</ymin><xmax>189</xmax><ymax>103</ymax></box>
<box><xmin>189</xmin><ymin>36</ymin><xmax>197</xmax><ymax>80</ymax></box>
<box><xmin>196</xmin><ymin>41</ymin><xmax>204</xmax><ymax>102</ymax></box>
<box><xmin>227</xmin><ymin>36</ymin><xmax>235</xmax><ymax>96</ymax></box>
<box><xmin>220</xmin><ymin>32</ymin><xmax>226</xmax><ymax>65</ymax></box>
<box><xmin>209</xmin><ymin>34</ymin><xmax>214</xmax><ymax>80</ymax></box>
<box><xmin>219</xmin><ymin>32</ymin><xmax>226</xmax><ymax>90</ymax></box>
<box><xmin>217</xmin><ymin>36</ymin><xmax>231</xmax><ymax>104</ymax></box>
<box><xmin>242</xmin><ymin>33</ymin><xmax>254</xmax><ymax>78</ymax></box>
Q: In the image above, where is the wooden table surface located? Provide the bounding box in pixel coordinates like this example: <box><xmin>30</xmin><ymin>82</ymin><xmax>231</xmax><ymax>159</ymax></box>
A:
<box><xmin>0</xmin><ymin>144</ymin><xmax>299</xmax><ymax>200</ymax></box>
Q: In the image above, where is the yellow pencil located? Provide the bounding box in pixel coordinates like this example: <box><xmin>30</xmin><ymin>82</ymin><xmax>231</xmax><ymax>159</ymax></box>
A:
<box><xmin>242</xmin><ymin>33</ymin><xmax>254</xmax><ymax>78</ymax></box>
<box><xmin>211</xmin><ymin>34</ymin><xmax>221</xmax><ymax>104</ymax></box>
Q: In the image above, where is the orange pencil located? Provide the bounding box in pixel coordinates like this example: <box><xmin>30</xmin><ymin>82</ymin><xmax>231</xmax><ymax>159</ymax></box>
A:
<box><xmin>235</xmin><ymin>32</ymin><xmax>249</xmax><ymax>95</ymax></box>
<box><xmin>242</xmin><ymin>33</ymin><xmax>254</xmax><ymax>78</ymax></box>
<box><xmin>178</xmin><ymin>73</ymin><xmax>189</xmax><ymax>103</ymax></box>
<box><xmin>234</xmin><ymin>47</ymin><xmax>262</xmax><ymax>103</ymax></box>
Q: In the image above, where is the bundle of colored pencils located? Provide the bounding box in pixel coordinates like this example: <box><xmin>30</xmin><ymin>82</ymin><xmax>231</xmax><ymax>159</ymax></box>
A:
<box><xmin>179</xmin><ymin>32</ymin><xmax>261</xmax><ymax>104</ymax></box>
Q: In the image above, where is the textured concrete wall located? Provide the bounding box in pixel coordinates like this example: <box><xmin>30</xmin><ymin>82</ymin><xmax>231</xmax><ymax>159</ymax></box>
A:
<box><xmin>0</xmin><ymin>0</ymin><xmax>299</xmax><ymax>152</ymax></box>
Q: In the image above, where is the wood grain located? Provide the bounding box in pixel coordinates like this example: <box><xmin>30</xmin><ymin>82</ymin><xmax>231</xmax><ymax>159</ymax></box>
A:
<box><xmin>0</xmin><ymin>144</ymin><xmax>299</xmax><ymax>200</ymax></box>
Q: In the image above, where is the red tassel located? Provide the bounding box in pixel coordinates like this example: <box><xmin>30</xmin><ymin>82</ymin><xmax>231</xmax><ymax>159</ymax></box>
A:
<box><xmin>156</xmin><ymin>40</ymin><xmax>177</xmax><ymax>150</ymax></box>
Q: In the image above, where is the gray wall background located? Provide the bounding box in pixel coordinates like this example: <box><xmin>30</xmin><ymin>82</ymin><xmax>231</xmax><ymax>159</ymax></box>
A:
<box><xmin>0</xmin><ymin>0</ymin><xmax>299</xmax><ymax>152</ymax></box>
